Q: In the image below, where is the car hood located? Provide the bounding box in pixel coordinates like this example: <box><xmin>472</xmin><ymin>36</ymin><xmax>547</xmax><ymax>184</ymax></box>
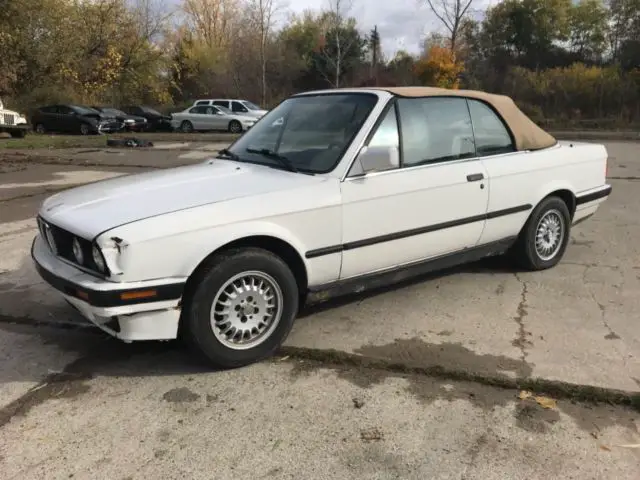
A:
<box><xmin>39</xmin><ymin>160</ymin><xmax>325</xmax><ymax>240</ymax></box>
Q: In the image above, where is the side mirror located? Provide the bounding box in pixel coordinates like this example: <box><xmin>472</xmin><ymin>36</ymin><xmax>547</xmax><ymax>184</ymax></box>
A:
<box><xmin>349</xmin><ymin>145</ymin><xmax>399</xmax><ymax>177</ymax></box>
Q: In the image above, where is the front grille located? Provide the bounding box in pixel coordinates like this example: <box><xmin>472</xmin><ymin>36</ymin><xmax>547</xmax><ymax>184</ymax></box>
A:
<box><xmin>2</xmin><ymin>113</ymin><xmax>15</xmax><ymax>125</ymax></box>
<box><xmin>38</xmin><ymin>217</ymin><xmax>103</xmax><ymax>274</ymax></box>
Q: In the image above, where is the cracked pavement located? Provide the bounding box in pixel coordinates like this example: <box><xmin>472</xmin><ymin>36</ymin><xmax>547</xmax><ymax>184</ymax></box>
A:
<box><xmin>1</xmin><ymin>140</ymin><xmax>639</xmax><ymax>478</ymax></box>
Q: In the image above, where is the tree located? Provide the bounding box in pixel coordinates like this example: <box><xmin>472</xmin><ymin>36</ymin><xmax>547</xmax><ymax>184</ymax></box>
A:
<box><xmin>568</xmin><ymin>0</ymin><xmax>608</xmax><ymax>62</ymax></box>
<box><xmin>315</xmin><ymin>0</ymin><xmax>362</xmax><ymax>87</ymax></box>
<box><xmin>424</xmin><ymin>0</ymin><xmax>475</xmax><ymax>51</ymax></box>
<box><xmin>246</xmin><ymin>0</ymin><xmax>284</xmax><ymax>105</ymax></box>
<box><xmin>414</xmin><ymin>45</ymin><xmax>463</xmax><ymax>88</ymax></box>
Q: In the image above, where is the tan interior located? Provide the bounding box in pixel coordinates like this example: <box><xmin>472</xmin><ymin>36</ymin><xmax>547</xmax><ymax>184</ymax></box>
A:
<box><xmin>360</xmin><ymin>86</ymin><xmax>557</xmax><ymax>152</ymax></box>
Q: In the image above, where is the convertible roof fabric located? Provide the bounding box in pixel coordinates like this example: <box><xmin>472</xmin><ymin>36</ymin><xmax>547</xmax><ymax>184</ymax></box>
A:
<box><xmin>363</xmin><ymin>86</ymin><xmax>557</xmax><ymax>152</ymax></box>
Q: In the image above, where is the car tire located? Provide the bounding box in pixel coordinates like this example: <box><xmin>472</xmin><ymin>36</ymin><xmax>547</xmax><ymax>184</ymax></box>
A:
<box><xmin>180</xmin><ymin>121</ymin><xmax>193</xmax><ymax>133</ymax></box>
<box><xmin>512</xmin><ymin>195</ymin><xmax>571</xmax><ymax>271</ymax></box>
<box><xmin>79</xmin><ymin>123</ymin><xmax>90</xmax><ymax>135</ymax></box>
<box><xmin>228</xmin><ymin>120</ymin><xmax>242</xmax><ymax>134</ymax></box>
<box><xmin>182</xmin><ymin>247</ymin><xmax>299</xmax><ymax>369</ymax></box>
<box><xmin>9</xmin><ymin>129</ymin><xmax>26</xmax><ymax>138</ymax></box>
<box><xmin>34</xmin><ymin>123</ymin><xmax>46</xmax><ymax>134</ymax></box>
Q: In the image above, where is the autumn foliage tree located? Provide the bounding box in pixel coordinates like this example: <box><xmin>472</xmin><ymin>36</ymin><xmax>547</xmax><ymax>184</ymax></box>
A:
<box><xmin>414</xmin><ymin>45</ymin><xmax>463</xmax><ymax>88</ymax></box>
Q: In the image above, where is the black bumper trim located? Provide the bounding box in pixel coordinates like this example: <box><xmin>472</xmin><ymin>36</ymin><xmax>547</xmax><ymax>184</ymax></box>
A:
<box><xmin>32</xmin><ymin>248</ymin><xmax>185</xmax><ymax>308</ymax></box>
<box><xmin>576</xmin><ymin>185</ymin><xmax>612</xmax><ymax>206</ymax></box>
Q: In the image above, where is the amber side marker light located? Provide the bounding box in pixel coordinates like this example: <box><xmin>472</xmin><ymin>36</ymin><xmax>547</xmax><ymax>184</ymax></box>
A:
<box><xmin>120</xmin><ymin>290</ymin><xmax>158</xmax><ymax>301</ymax></box>
<box><xmin>76</xmin><ymin>290</ymin><xmax>90</xmax><ymax>301</ymax></box>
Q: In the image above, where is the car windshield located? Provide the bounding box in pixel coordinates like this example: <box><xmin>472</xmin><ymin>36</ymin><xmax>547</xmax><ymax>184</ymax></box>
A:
<box><xmin>73</xmin><ymin>105</ymin><xmax>100</xmax><ymax>115</ymax></box>
<box><xmin>141</xmin><ymin>106</ymin><xmax>162</xmax><ymax>115</ymax></box>
<box><xmin>242</xmin><ymin>101</ymin><xmax>261</xmax><ymax>111</ymax></box>
<box><xmin>225</xmin><ymin>93</ymin><xmax>378</xmax><ymax>174</ymax></box>
<box><xmin>103</xmin><ymin>108</ymin><xmax>126</xmax><ymax>116</ymax></box>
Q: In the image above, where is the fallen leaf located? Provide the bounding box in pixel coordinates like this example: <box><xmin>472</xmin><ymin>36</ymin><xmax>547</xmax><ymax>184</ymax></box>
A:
<box><xmin>590</xmin><ymin>431</ymin><xmax>599</xmax><ymax>439</ymax></box>
<box><xmin>278</xmin><ymin>356</ymin><xmax>289</xmax><ymax>362</ymax></box>
<box><xmin>518</xmin><ymin>390</ymin><xmax>533</xmax><ymax>400</ymax></box>
<box><xmin>534</xmin><ymin>396</ymin><xmax>557</xmax><ymax>409</ymax></box>
<box><xmin>616</xmin><ymin>443</ymin><xmax>640</xmax><ymax>449</ymax></box>
<box><xmin>600</xmin><ymin>445</ymin><xmax>611</xmax><ymax>452</ymax></box>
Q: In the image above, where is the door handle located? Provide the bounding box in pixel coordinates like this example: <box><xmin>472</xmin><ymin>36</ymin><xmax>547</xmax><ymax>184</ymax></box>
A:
<box><xmin>466</xmin><ymin>173</ymin><xmax>484</xmax><ymax>182</ymax></box>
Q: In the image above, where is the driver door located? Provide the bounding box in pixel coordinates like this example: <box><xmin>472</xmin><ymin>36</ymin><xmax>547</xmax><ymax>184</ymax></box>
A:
<box><xmin>339</xmin><ymin>97</ymin><xmax>490</xmax><ymax>280</ymax></box>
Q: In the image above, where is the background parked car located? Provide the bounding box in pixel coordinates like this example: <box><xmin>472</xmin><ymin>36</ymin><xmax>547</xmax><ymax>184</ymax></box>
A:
<box><xmin>120</xmin><ymin>105</ymin><xmax>173</xmax><ymax>131</ymax></box>
<box><xmin>91</xmin><ymin>106</ymin><xmax>147</xmax><ymax>132</ymax></box>
<box><xmin>31</xmin><ymin>105</ymin><xmax>123</xmax><ymax>135</ymax></box>
<box><xmin>0</xmin><ymin>97</ymin><xmax>29</xmax><ymax>138</ymax></box>
<box><xmin>170</xmin><ymin>105</ymin><xmax>256</xmax><ymax>133</ymax></box>
<box><xmin>192</xmin><ymin>99</ymin><xmax>268</xmax><ymax>119</ymax></box>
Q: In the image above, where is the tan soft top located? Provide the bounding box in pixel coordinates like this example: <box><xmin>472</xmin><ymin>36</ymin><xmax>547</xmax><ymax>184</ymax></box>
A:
<box><xmin>362</xmin><ymin>86</ymin><xmax>556</xmax><ymax>151</ymax></box>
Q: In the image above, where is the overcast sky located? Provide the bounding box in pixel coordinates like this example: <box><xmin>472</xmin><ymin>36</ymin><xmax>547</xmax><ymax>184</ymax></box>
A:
<box><xmin>279</xmin><ymin>0</ymin><xmax>493</xmax><ymax>58</ymax></box>
<box><xmin>166</xmin><ymin>0</ymin><xmax>493</xmax><ymax>58</ymax></box>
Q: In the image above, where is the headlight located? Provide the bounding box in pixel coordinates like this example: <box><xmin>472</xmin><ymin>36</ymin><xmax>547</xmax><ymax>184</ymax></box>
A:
<box><xmin>124</xmin><ymin>118</ymin><xmax>134</xmax><ymax>123</ymax></box>
<box><xmin>72</xmin><ymin>238</ymin><xmax>84</xmax><ymax>264</ymax></box>
<box><xmin>92</xmin><ymin>245</ymin><xmax>106</xmax><ymax>272</ymax></box>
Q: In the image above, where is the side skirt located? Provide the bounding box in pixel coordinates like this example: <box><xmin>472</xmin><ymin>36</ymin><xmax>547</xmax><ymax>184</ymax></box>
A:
<box><xmin>306</xmin><ymin>236</ymin><xmax>517</xmax><ymax>304</ymax></box>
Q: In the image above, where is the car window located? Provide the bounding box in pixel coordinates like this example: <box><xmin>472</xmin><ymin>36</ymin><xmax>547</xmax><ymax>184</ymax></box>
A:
<box><xmin>231</xmin><ymin>101</ymin><xmax>248</xmax><ymax>113</ymax></box>
<box><xmin>58</xmin><ymin>106</ymin><xmax>74</xmax><ymax>115</ymax></box>
<box><xmin>397</xmin><ymin>97</ymin><xmax>476</xmax><ymax>167</ymax></box>
<box><xmin>242</xmin><ymin>101</ymin><xmax>261</xmax><ymax>111</ymax></box>
<box><xmin>213</xmin><ymin>101</ymin><xmax>229</xmax><ymax>108</ymax></box>
<box><xmin>195</xmin><ymin>100</ymin><xmax>210</xmax><ymax>106</ymax></box>
<box><xmin>205</xmin><ymin>106</ymin><xmax>218</xmax><ymax>115</ymax></box>
<box><xmin>189</xmin><ymin>106</ymin><xmax>205</xmax><ymax>114</ymax></box>
<box><xmin>467</xmin><ymin>99</ymin><xmax>515</xmax><ymax>156</ymax></box>
<box><xmin>368</xmin><ymin>105</ymin><xmax>399</xmax><ymax>150</ymax></box>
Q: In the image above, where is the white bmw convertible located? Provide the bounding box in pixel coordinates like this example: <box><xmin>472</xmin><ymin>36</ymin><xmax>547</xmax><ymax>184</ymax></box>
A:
<box><xmin>32</xmin><ymin>87</ymin><xmax>611</xmax><ymax>368</ymax></box>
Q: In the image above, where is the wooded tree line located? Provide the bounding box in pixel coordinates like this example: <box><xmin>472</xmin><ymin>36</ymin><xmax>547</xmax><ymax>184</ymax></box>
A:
<box><xmin>1</xmin><ymin>0</ymin><xmax>639</xmax><ymax>125</ymax></box>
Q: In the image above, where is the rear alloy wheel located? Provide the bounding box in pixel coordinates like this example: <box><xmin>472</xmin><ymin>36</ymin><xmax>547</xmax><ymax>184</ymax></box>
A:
<box><xmin>180</xmin><ymin>120</ymin><xmax>193</xmax><ymax>133</ymax></box>
<box><xmin>228</xmin><ymin>120</ymin><xmax>242</xmax><ymax>134</ymax></box>
<box><xmin>183</xmin><ymin>248</ymin><xmax>299</xmax><ymax>368</ymax></box>
<box><xmin>512</xmin><ymin>196</ymin><xmax>571</xmax><ymax>271</ymax></box>
<box><xmin>34</xmin><ymin>124</ymin><xmax>46</xmax><ymax>134</ymax></box>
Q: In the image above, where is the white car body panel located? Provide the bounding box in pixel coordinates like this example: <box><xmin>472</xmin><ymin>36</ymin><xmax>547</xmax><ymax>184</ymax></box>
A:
<box><xmin>32</xmin><ymin>89</ymin><xmax>612</xmax><ymax>342</ymax></box>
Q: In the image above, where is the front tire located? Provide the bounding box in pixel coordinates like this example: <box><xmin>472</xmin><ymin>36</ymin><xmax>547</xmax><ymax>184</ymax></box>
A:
<box><xmin>180</xmin><ymin>120</ymin><xmax>193</xmax><ymax>133</ymax></box>
<box><xmin>79</xmin><ymin>123</ymin><xmax>90</xmax><ymax>135</ymax></box>
<box><xmin>34</xmin><ymin>123</ymin><xmax>46</xmax><ymax>134</ymax></box>
<box><xmin>512</xmin><ymin>196</ymin><xmax>571</xmax><ymax>270</ymax></box>
<box><xmin>9</xmin><ymin>129</ymin><xmax>26</xmax><ymax>138</ymax></box>
<box><xmin>228</xmin><ymin>120</ymin><xmax>242</xmax><ymax>134</ymax></box>
<box><xmin>183</xmin><ymin>248</ymin><xmax>299</xmax><ymax>369</ymax></box>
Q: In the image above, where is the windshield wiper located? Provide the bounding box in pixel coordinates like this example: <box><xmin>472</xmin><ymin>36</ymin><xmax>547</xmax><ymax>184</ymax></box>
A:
<box><xmin>217</xmin><ymin>148</ymin><xmax>241</xmax><ymax>161</ymax></box>
<box><xmin>245</xmin><ymin>147</ymin><xmax>298</xmax><ymax>173</ymax></box>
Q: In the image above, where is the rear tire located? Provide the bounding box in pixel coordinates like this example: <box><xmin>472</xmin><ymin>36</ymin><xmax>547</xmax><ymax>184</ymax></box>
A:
<box><xmin>512</xmin><ymin>196</ymin><xmax>571</xmax><ymax>271</ymax></box>
<box><xmin>79</xmin><ymin>123</ymin><xmax>90</xmax><ymax>135</ymax></box>
<box><xmin>182</xmin><ymin>248</ymin><xmax>299</xmax><ymax>369</ymax></box>
<box><xmin>34</xmin><ymin>123</ymin><xmax>46</xmax><ymax>134</ymax></box>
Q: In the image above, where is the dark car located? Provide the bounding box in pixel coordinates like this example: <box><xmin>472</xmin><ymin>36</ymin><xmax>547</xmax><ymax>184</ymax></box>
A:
<box><xmin>31</xmin><ymin>105</ymin><xmax>123</xmax><ymax>135</ymax></box>
<box><xmin>120</xmin><ymin>105</ymin><xmax>173</xmax><ymax>132</ymax></box>
<box><xmin>91</xmin><ymin>106</ymin><xmax>148</xmax><ymax>132</ymax></box>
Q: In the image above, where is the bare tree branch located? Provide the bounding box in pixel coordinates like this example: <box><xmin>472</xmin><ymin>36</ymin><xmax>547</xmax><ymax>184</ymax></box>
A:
<box><xmin>425</xmin><ymin>0</ymin><xmax>474</xmax><ymax>50</ymax></box>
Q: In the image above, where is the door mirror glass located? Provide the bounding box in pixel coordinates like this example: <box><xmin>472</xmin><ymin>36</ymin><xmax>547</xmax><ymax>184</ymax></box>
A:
<box><xmin>351</xmin><ymin>145</ymin><xmax>399</xmax><ymax>176</ymax></box>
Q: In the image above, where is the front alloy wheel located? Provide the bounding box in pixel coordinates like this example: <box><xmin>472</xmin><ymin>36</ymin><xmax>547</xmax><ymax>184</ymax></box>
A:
<box><xmin>211</xmin><ymin>271</ymin><xmax>283</xmax><ymax>350</ymax></box>
<box><xmin>183</xmin><ymin>247</ymin><xmax>299</xmax><ymax>368</ymax></box>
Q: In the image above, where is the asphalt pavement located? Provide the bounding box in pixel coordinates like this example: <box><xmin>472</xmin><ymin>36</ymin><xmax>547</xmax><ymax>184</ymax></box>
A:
<box><xmin>1</xmin><ymin>140</ymin><xmax>639</xmax><ymax>479</ymax></box>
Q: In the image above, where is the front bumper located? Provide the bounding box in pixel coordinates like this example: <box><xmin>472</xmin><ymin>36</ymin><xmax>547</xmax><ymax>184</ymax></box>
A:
<box><xmin>31</xmin><ymin>235</ymin><xmax>186</xmax><ymax>341</ymax></box>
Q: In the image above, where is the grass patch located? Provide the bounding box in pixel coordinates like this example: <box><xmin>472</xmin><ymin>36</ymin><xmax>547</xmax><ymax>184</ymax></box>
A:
<box><xmin>0</xmin><ymin>131</ymin><xmax>239</xmax><ymax>150</ymax></box>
